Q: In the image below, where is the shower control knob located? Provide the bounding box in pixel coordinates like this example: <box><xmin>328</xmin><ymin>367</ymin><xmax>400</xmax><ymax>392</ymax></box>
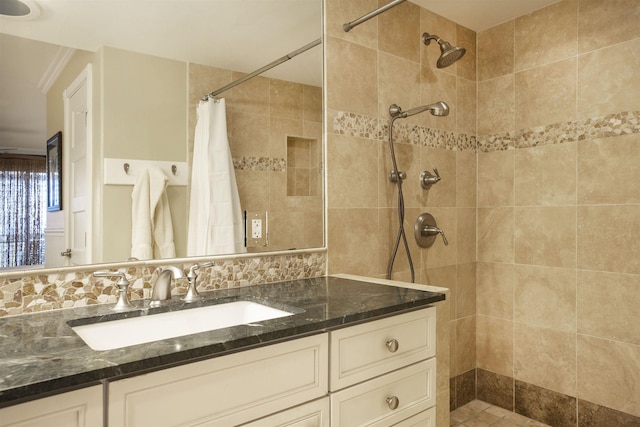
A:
<box><xmin>420</xmin><ymin>168</ymin><xmax>441</xmax><ymax>189</ymax></box>
<box><xmin>414</xmin><ymin>213</ymin><xmax>449</xmax><ymax>248</ymax></box>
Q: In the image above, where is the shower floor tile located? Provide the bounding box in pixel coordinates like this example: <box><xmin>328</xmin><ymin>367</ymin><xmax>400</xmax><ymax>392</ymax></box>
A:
<box><xmin>451</xmin><ymin>400</ymin><xmax>551</xmax><ymax>427</ymax></box>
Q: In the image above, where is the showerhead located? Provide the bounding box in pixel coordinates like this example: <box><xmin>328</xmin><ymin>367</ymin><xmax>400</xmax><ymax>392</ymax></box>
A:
<box><xmin>422</xmin><ymin>32</ymin><xmax>466</xmax><ymax>68</ymax></box>
<box><xmin>389</xmin><ymin>101</ymin><xmax>449</xmax><ymax>119</ymax></box>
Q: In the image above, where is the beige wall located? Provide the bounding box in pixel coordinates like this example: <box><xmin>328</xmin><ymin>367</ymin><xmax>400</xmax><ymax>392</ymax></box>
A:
<box><xmin>476</xmin><ymin>0</ymin><xmax>640</xmax><ymax>419</ymax></box>
<box><xmin>188</xmin><ymin>63</ymin><xmax>323</xmax><ymax>252</ymax></box>
<box><xmin>100</xmin><ymin>47</ymin><xmax>189</xmax><ymax>261</ymax></box>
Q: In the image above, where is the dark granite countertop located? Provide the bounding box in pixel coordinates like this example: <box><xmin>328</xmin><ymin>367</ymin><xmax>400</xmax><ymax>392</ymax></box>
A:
<box><xmin>0</xmin><ymin>275</ymin><xmax>445</xmax><ymax>407</ymax></box>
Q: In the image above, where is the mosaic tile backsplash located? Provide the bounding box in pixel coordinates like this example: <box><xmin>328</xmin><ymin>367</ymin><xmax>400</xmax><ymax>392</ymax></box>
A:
<box><xmin>0</xmin><ymin>251</ymin><xmax>326</xmax><ymax>317</ymax></box>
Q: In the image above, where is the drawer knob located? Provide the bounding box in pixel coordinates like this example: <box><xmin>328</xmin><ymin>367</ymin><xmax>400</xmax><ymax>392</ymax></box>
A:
<box><xmin>386</xmin><ymin>339</ymin><xmax>399</xmax><ymax>353</ymax></box>
<box><xmin>386</xmin><ymin>396</ymin><xmax>400</xmax><ymax>410</ymax></box>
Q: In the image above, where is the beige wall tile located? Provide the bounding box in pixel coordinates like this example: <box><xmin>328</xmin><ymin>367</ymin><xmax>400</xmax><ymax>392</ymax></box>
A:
<box><xmin>381</xmin><ymin>207</ymin><xmax>423</xmax><ymax>277</ymax></box>
<box><xmin>478</xmin><ymin>150</ymin><xmax>514</xmax><ymax>207</ymax></box>
<box><xmin>456</xmin><ymin>150</ymin><xmax>477</xmax><ymax>208</ymax></box>
<box><xmin>577</xmin><ymin>270</ymin><xmax>640</xmax><ymax>345</ymax></box>
<box><xmin>477</xmin><ymin>262</ymin><xmax>514</xmax><ymax>319</ymax></box>
<box><xmin>578</xmin><ymin>334</ymin><xmax>640</xmax><ymax>417</ymax></box>
<box><xmin>514</xmin><ymin>206</ymin><xmax>577</xmax><ymax>268</ymax></box>
<box><xmin>578</xmin><ymin>205</ymin><xmax>640</xmax><ymax>274</ymax></box>
<box><xmin>229</xmin><ymin>112</ymin><xmax>269</xmax><ymax>158</ymax></box>
<box><xmin>578</xmin><ymin>0</ymin><xmax>640</xmax><ymax>53</ymax></box>
<box><xmin>514</xmin><ymin>265</ymin><xmax>576</xmax><ymax>332</ymax></box>
<box><xmin>325</xmin><ymin>0</ymin><xmax>379</xmax><ymax>49</ymax></box>
<box><xmin>327</xmin><ymin>133</ymin><xmax>379</xmax><ymax>208</ymax></box>
<box><xmin>578</xmin><ymin>38</ymin><xmax>640</xmax><ymax>119</ymax></box>
<box><xmin>421</xmin><ymin>148</ymin><xmax>456</xmax><ymax>208</ymax></box>
<box><xmin>326</xmin><ymin>36</ymin><xmax>378</xmax><ymax>116</ymax></box>
<box><xmin>422</xmin><ymin>265</ymin><xmax>457</xmax><ymax>314</ymax></box>
<box><xmin>270</xmin><ymin>117</ymin><xmax>303</xmax><ymax>159</ymax></box>
<box><xmin>457</xmin><ymin>208</ymin><xmax>476</xmax><ymax>264</ymax></box>
<box><xmin>327</xmin><ymin>208</ymin><xmax>382</xmax><ymax>276</ymax></box>
<box><xmin>378</xmin><ymin>0</ymin><xmax>420</xmax><ymax>63</ymax></box>
<box><xmin>578</xmin><ymin>134</ymin><xmax>640</xmax><ymax>204</ymax></box>
<box><xmin>268</xmin><ymin>211</ymin><xmax>306</xmax><ymax>249</ymax></box>
<box><xmin>270</xmin><ymin>79</ymin><xmax>304</xmax><ymax>121</ymax></box>
<box><xmin>477</xmin><ymin>315</ymin><xmax>514</xmax><ymax>377</ymax></box>
<box><xmin>478</xmin><ymin>21</ymin><xmax>514</xmax><ymax>81</ymax></box>
<box><xmin>457</xmin><ymin>262</ymin><xmax>477</xmax><ymax>318</ymax></box>
<box><xmin>377</xmin><ymin>51</ymin><xmax>421</xmax><ymax>120</ymax></box>
<box><xmin>515</xmin><ymin>0</ymin><xmax>578</xmax><ymax>71</ymax></box>
<box><xmin>303</xmin><ymin>85</ymin><xmax>322</xmax><ymax>123</ymax></box>
<box><xmin>478</xmin><ymin>208</ymin><xmax>514</xmax><ymax>263</ymax></box>
<box><xmin>457</xmin><ymin>77</ymin><xmax>477</xmax><ymax>136</ymax></box>
<box><xmin>229</xmin><ymin>73</ymin><xmax>269</xmax><ymax>115</ymax></box>
<box><xmin>515</xmin><ymin>143</ymin><xmax>577</xmax><ymax>206</ymax></box>
<box><xmin>514</xmin><ymin>323</ymin><xmax>577</xmax><ymax>396</ymax></box>
<box><xmin>455</xmin><ymin>315</ymin><xmax>477</xmax><ymax>375</ymax></box>
<box><xmin>515</xmin><ymin>58</ymin><xmax>577</xmax><ymax>129</ymax></box>
<box><xmin>456</xmin><ymin>25</ymin><xmax>477</xmax><ymax>81</ymax></box>
<box><xmin>478</xmin><ymin>75</ymin><xmax>515</xmax><ymax>135</ymax></box>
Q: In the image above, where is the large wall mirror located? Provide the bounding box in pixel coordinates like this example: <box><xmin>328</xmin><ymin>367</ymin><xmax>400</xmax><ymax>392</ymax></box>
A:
<box><xmin>0</xmin><ymin>0</ymin><xmax>323</xmax><ymax>272</ymax></box>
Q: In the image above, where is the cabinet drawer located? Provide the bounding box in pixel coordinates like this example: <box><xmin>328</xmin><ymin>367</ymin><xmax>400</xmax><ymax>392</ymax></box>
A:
<box><xmin>0</xmin><ymin>385</ymin><xmax>103</xmax><ymax>427</ymax></box>
<box><xmin>330</xmin><ymin>359</ymin><xmax>436</xmax><ymax>427</ymax></box>
<box><xmin>108</xmin><ymin>333</ymin><xmax>328</xmax><ymax>427</ymax></box>
<box><xmin>329</xmin><ymin>308</ymin><xmax>435</xmax><ymax>390</ymax></box>
<box><xmin>392</xmin><ymin>406</ymin><xmax>435</xmax><ymax>427</ymax></box>
<box><xmin>240</xmin><ymin>397</ymin><xmax>329</xmax><ymax>427</ymax></box>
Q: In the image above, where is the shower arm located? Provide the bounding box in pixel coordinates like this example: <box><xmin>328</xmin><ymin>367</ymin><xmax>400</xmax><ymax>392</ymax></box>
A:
<box><xmin>343</xmin><ymin>0</ymin><xmax>407</xmax><ymax>32</ymax></box>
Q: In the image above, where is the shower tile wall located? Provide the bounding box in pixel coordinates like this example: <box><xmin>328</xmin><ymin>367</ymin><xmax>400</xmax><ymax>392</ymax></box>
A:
<box><xmin>476</xmin><ymin>0</ymin><xmax>640</xmax><ymax>425</ymax></box>
<box><xmin>188</xmin><ymin>64</ymin><xmax>323</xmax><ymax>252</ymax></box>
<box><xmin>324</xmin><ymin>0</ymin><xmax>477</xmax><ymax>424</ymax></box>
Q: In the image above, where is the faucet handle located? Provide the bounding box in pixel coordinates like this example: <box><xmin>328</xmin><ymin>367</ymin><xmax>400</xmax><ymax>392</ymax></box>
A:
<box><xmin>93</xmin><ymin>271</ymin><xmax>135</xmax><ymax>311</ymax></box>
<box><xmin>187</xmin><ymin>262</ymin><xmax>214</xmax><ymax>279</ymax></box>
<box><xmin>420</xmin><ymin>168</ymin><xmax>441</xmax><ymax>189</ymax></box>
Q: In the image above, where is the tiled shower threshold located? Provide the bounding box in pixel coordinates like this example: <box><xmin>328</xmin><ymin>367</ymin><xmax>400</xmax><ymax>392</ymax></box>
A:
<box><xmin>451</xmin><ymin>400</ymin><xmax>551</xmax><ymax>427</ymax></box>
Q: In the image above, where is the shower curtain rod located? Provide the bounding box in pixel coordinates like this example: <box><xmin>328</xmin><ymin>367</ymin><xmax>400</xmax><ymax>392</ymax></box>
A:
<box><xmin>203</xmin><ymin>38</ymin><xmax>322</xmax><ymax>100</ymax></box>
<box><xmin>343</xmin><ymin>0</ymin><xmax>407</xmax><ymax>32</ymax></box>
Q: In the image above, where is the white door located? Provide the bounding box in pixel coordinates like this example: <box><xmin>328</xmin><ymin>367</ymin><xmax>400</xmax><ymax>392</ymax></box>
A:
<box><xmin>63</xmin><ymin>65</ymin><xmax>92</xmax><ymax>265</ymax></box>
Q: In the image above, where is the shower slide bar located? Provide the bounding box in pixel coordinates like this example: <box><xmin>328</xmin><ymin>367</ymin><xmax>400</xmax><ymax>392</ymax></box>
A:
<box><xmin>343</xmin><ymin>0</ymin><xmax>407</xmax><ymax>32</ymax></box>
<box><xmin>203</xmin><ymin>38</ymin><xmax>322</xmax><ymax>100</ymax></box>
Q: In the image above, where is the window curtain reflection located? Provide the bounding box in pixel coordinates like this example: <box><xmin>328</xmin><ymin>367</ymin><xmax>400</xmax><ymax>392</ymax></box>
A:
<box><xmin>0</xmin><ymin>155</ymin><xmax>47</xmax><ymax>267</ymax></box>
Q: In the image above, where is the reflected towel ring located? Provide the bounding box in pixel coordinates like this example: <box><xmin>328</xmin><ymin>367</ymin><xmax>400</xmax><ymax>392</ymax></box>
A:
<box><xmin>123</xmin><ymin>163</ymin><xmax>130</xmax><ymax>174</ymax></box>
<box><xmin>171</xmin><ymin>165</ymin><xmax>177</xmax><ymax>175</ymax></box>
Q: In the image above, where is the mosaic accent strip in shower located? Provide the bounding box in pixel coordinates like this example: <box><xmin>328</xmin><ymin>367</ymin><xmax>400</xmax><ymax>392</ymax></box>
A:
<box><xmin>478</xmin><ymin>110</ymin><xmax>640</xmax><ymax>152</ymax></box>
<box><xmin>331</xmin><ymin>110</ymin><xmax>477</xmax><ymax>151</ymax></box>
<box><xmin>232</xmin><ymin>156</ymin><xmax>287</xmax><ymax>172</ymax></box>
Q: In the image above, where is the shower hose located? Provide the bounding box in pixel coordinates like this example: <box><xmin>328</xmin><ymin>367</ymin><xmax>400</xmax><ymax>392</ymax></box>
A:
<box><xmin>386</xmin><ymin>117</ymin><xmax>415</xmax><ymax>283</ymax></box>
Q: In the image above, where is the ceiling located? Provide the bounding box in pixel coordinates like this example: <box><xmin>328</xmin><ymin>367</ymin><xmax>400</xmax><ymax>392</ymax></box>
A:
<box><xmin>0</xmin><ymin>0</ymin><xmax>560</xmax><ymax>155</ymax></box>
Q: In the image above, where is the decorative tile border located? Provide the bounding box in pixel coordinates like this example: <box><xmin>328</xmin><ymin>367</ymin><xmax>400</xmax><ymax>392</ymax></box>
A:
<box><xmin>0</xmin><ymin>251</ymin><xmax>326</xmax><ymax>317</ymax></box>
<box><xmin>331</xmin><ymin>110</ymin><xmax>477</xmax><ymax>151</ymax></box>
<box><xmin>478</xmin><ymin>110</ymin><xmax>640</xmax><ymax>152</ymax></box>
<box><xmin>232</xmin><ymin>156</ymin><xmax>287</xmax><ymax>172</ymax></box>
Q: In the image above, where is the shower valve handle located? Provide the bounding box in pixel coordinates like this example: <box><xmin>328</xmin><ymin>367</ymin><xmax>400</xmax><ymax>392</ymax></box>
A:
<box><xmin>422</xmin><ymin>225</ymin><xmax>449</xmax><ymax>246</ymax></box>
<box><xmin>420</xmin><ymin>168</ymin><xmax>441</xmax><ymax>189</ymax></box>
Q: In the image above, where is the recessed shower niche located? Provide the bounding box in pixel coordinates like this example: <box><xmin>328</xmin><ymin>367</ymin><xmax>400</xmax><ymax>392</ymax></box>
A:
<box><xmin>286</xmin><ymin>136</ymin><xmax>321</xmax><ymax>197</ymax></box>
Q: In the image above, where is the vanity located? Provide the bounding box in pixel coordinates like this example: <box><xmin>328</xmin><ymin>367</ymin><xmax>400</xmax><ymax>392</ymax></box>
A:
<box><xmin>0</xmin><ymin>275</ymin><xmax>445</xmax><ymax>426</ymax></box>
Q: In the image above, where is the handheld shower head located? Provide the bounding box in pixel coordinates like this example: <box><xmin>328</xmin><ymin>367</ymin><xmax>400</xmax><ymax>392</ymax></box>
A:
<box><xmin>389</xmin><ymin>101</ymin><xmax>449</xmax><ymax>118</ymax></box>
<box><xmin>422</xmin><ymin>32</ymin><xmax>466</xmax><ymax>68</ymax></box>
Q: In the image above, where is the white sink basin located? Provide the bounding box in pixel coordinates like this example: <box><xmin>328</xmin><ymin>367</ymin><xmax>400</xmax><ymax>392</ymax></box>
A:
<box><xmin>71</xmin><ymin>301</ymin><xmax>294</xmax><ymax>351</ymax></box>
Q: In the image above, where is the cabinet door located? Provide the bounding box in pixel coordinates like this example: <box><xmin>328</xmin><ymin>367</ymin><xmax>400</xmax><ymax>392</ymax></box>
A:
<box><xmin>108</xmin><ymin>334</ymin><xmax>328</xmax><ymax>427</ymax></box>
<box><xmin>330</xmin><ymin>359</ymin><xmax>436</xmax><ymax>427</ymax></box>
<box><xmin>330</xmin><ymin>307</ymin><xmax>436</xmax><ymax>391</ymax></box>
<box><xmin>240</xmin><ymin>397</ymin><xmax>329</xmax><ymax>427</ymax></box>
<box><xmin>0</xmin><ymin>385</ymin><xmax>103</xmax><ymax>427</ymax></box>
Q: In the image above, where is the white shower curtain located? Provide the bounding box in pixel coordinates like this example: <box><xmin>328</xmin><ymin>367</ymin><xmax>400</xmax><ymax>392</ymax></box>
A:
<box><xmin>187</xmin><ymin>98</ymin><xmax>245</xmax><ymax>255</ymax></box>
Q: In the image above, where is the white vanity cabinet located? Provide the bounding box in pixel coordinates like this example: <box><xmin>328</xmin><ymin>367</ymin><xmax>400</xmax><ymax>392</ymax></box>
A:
<box><xmin>108</xmin><ymin>334</ymin><xmax>328</xmax><ymax>427</ymax></box>
<box><xmin>329</xmin><ymin>307</ymin><xmax>436</xmax><ymax>427</ymax></box>
<box><xmin>0</xmin><ymin>385</ymin><xmax>103</xmax><ymax>427</ymax></box>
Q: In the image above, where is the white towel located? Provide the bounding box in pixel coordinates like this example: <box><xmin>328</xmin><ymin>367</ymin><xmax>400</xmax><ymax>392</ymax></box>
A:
<box><xmin>131</xmin><ymin>166</ymin><xmax>176</xmax><ymax>259</ymax></box>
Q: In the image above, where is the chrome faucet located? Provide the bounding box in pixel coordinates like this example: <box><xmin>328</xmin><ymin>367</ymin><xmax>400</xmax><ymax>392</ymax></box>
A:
<box><xmin>150</xmin><ymin>265</ymin><xmax>185</xmax><ymax>307</ymax></box>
